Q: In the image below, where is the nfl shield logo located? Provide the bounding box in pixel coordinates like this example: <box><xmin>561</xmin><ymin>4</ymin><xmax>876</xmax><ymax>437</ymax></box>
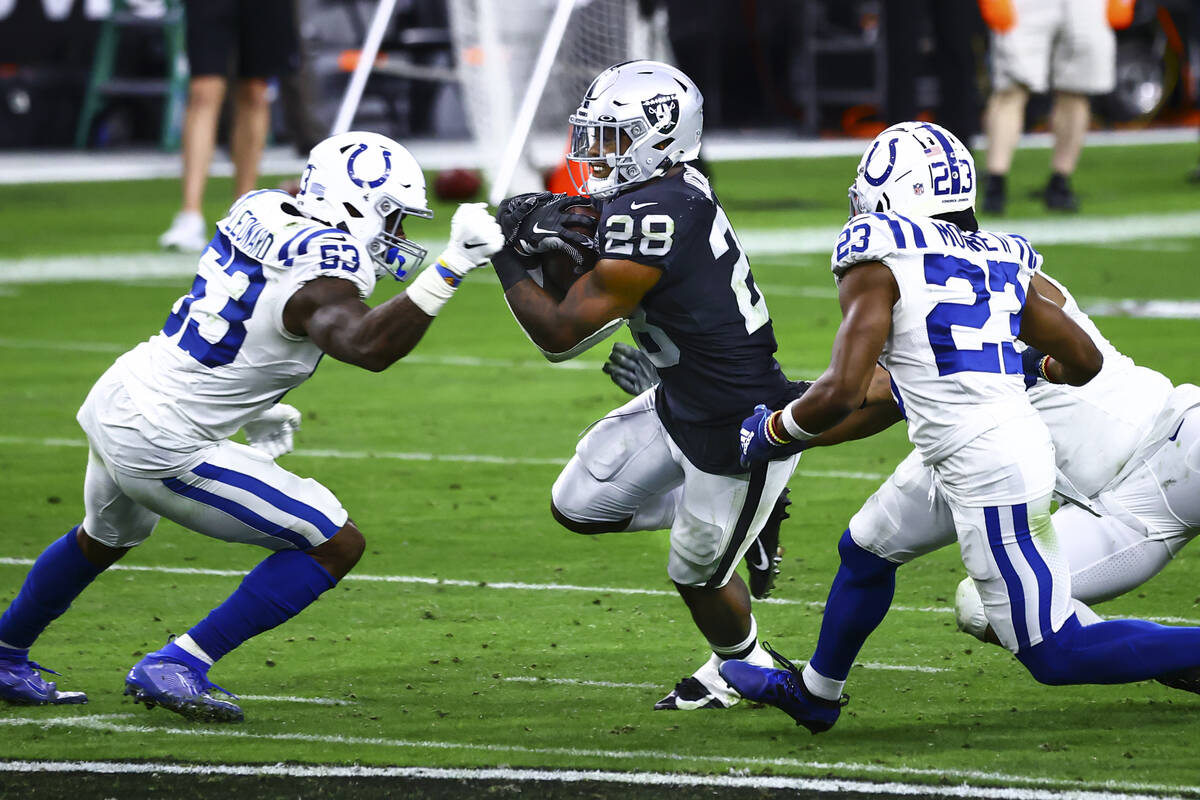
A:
<box><xmin>913</xmin><ymin>182</ymin><xmax>925</xmax><ymax>196</ymax></box>
<box><xmin>641</xmin><ymin>93</ymin><xmax>680</xmax><ymax>135</ymax></box>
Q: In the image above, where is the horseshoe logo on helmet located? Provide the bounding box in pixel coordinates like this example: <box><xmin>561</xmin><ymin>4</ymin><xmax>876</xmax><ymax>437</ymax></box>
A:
<box><xmin>346</xmin><ymin>144</ymin><xmax>393</xmax><ymax>189</ymax></box>
<box><xmin>862</xmin><ymin>138</ymin><xmax>899</xmax><ymax>187</ymax></box>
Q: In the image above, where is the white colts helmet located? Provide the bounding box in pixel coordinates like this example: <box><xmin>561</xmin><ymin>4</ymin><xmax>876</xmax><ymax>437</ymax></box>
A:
<box><xmin>848</xmin><ymin>122</ymin><xmax>976</xmax><ymax>219</ymax></box>
<box><xmin>294</xmin><ymin>131</ymin><xmax>433</xmax><ymax>280</ymax></box>
<box><xmin>567</xmin><ymin>60</ymin><xmax>703</xmax><ymax>197</ymax></box>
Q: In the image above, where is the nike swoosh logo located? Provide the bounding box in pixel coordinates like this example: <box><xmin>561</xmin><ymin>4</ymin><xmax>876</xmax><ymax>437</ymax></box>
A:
<box><xmin>463</xmin><ymin>241</ymin><xmax>486</xmax><ymax>249</ymax></box>
<box><xmin>746</xmin><ymin>541</ymin><xmax>769</xmax><ymax>571</ymax></box>
<box><xmin>1169</xmin><ymin>419</ymin><xmax>1186</xmax><ymax>442</ymax></box>
<box><xmin>532</xmin><ymin>223</ymin><xmax>557</xmax><ymax>235</ymax></box>
<box><xmin>630</xmin><ymin>201</ymin><xmax>657</xmax><ymax>210</ymax></box>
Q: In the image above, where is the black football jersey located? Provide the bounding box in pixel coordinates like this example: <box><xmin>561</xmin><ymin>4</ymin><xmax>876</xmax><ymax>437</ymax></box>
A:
<box><xmin>598</xmin><ymin>165</ymin><xmax>795</xmax><ymax>474</ymax></box>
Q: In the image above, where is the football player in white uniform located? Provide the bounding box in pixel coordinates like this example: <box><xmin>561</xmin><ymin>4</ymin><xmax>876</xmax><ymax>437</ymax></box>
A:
<box><xmin>951</xmin><ymin>277</ymin><xmax>1200</xmax><ymax>662</ymax></box>
<box><xmin>0</xmin><ymin>131</ymin><xmax>504</xmax><ymax>720</ymax></box>
<box><xmin>719</xmin><ymin>122</ymin><xmax>1200</xmax><ymax>733</ymax></box>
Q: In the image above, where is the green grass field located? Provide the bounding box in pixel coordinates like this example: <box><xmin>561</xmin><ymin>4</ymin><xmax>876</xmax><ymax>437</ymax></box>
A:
<box><xmin>2</xmin><ymin>142</ymin><xmax>1200</xmax><ymax>798</ymax></box>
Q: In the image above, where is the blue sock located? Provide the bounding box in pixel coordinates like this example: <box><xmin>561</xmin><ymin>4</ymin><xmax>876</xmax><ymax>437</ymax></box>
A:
<box><xmin>1019</xmin><ymin>613</ymin><xmax>1200</xmax><ymax>685</ymax></box>
<box><xmin>809</xmin><ymin>530</ymin><xmax>899</xmax><ymax>681</ymax></box>
<box><xmin>0</xmin><ymin>527</ymin><xmax>104</xmax><ymax>654</ymax></box>
<box><xmin>184</xmin><ymin>550</ymin><xmax>336</xmax><ymax>665</ymax></box>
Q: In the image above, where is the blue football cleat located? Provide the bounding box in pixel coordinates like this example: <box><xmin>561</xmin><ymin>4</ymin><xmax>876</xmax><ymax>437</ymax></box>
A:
<box><xmin>0</xmin><ymin>656</ymin><xmax>88</xmax><ymax>706</ymax></box>
<box><xmin>124</xmin><ymin>650</ymin><xmax>242</xmax><ymax>723</ymax></box>
<box><xmin>718</xmin><ymin>642</ymin><xmax>848</xmax><ymax>734</ymax></box>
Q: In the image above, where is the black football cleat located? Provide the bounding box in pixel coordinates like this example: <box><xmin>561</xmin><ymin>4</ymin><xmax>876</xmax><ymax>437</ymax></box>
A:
<box><xmin>1157</xmin><ymin>667</ymin><xmax>1200</xmax><ymax>696</ymax></box>
<box><xmin>746</xmin><ymin>488</ymin><xmax>790</xmax><ymax>599</ymax></box>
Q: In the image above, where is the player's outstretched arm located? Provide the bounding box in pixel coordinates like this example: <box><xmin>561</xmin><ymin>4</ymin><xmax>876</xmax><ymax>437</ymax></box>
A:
<box><xmin>785</xmin><ymin>263</ymin><xmax>898</xmax><ymax>433</ymax></box>
<box><xmin>803</xmin><ymin>365</ymin><xmax>904</xmax><ymax>448</ymax></box>
<box><xmin>284</xmin><ymin>203</ymin><xmax>503</xmax><ymax>372</ymax></box>
<box><xmin>739</xmin><ymin>263</ymin><xmax>897</xmax><ymax>467</ymax></box>
<box><xmin>503</xmin><ymin>257</ymin><xmax>661</xmax><ymax>355</ymax></box>
<box><xmin>1018</xmin><ymin>283</ymin><xmax>1103</xmax><ymax>386</ymax></box>
<box><xmin>284</xmin><ymin>277</ymin><xmax>435</xmax><ymax>372</ymax></box>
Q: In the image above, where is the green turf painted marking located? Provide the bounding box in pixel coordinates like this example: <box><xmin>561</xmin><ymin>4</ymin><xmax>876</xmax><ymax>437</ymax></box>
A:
<box><xmin>0</xmin><ymin>716</ymin><xmax>1190</xmax><ymax>799</ymax></box>
<box><xmin>0</xmin><ymin>760</ymin><xmax>1186</xmax><ymax>800</ymax></box>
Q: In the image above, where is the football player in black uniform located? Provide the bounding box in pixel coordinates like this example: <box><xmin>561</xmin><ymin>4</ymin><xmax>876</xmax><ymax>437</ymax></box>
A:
<box><xmin>492</xmin><ymin>61</ymin><xmax>803</xmax><ymax>710</ymax></box>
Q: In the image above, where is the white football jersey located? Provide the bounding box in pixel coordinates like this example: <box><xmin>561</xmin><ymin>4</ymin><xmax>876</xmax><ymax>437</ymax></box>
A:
<box><xmin>1027</xmin><ymin>273</ymin><xmax>1173</xmax><ymax>499</ymax></box>
<box><xmin>78</xmin><ymin>189</ymin><xmax>376</xmax><ymax>476</ymax></box>
<box><xmin>831</xmin><ymin>212</ymin><xmax>1042</xmax><ymax>465</ymax></box>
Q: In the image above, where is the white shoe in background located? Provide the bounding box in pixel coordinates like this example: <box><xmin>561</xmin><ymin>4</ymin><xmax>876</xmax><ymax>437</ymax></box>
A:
<box><xmin>159</xmin><ymin>210</ymin><xmax>209</xmax><ymax>252</ymax></box>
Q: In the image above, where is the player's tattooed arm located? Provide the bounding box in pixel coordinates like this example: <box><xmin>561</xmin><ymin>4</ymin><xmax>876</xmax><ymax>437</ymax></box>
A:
<box><xmin>283</xmin><ymin>277</ymin><xmax>434</xmax><ymax>372</ymax></box>
<box><xmin>503</xmin><ymin>257</ymin><xmax>662</xmax><ymax>354</ymax></box>
<box><xmin>1017</xmin><ymin>282</ymin><xmax>1103</xmax><ymax>386</ymax></box>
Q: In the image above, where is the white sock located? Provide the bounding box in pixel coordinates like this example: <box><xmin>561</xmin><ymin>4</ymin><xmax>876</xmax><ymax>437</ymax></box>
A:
<box><xmin>802</xmin><ymin>663</ymin><xmax>845</xmax><ymax>702</ymax></box>
<box><xmin>174</xmin><ymin>633</ymin><xmax>214</xmax><ymax>666</ymax></box>
<box><xmin>710</xmin><ymin>615</ymin><xmax>758</xmax><ymax>660</ymax></box>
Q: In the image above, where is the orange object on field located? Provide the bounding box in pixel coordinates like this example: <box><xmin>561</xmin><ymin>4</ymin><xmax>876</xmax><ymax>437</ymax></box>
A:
<box><xmin>978</xmin><ymin>0</ymin><xmax>1016</xmax><ymax>33</ymax></box>
<box><xmin>1107</xmin><ymin>0</ymin><xmax>1136</xmax><ymax>29</ymax></box>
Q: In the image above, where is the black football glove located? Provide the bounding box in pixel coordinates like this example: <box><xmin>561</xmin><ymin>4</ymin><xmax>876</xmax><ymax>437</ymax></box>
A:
<box><xmin>513</xmin><ymin>193</ymin><xmax>598</xmax><ymax>268</ymax></box>
<box><xmin>602</xmin><ymin>342</ymin><xmax>660</xmax><ymax>396</ymax></box>
<box><xmin>496</xmin><ymin>191</ymin><xmax>554</xmax><ymax>246</ymax></box>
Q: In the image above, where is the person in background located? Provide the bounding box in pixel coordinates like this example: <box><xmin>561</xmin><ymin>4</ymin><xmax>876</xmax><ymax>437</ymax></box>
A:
<box><xmin>979</xmin><ymin>0</ymin><xmax>1134</xmax><ymax>214</ymax></box>
<box><xmin>884</xmin><ymin>0</ymin><xmax>986</xmax><ymax>146</ymax></box>
<box><xmin>160</xmin><ymin>0</ymin><xmax>299</xmax><ymax>252</ymax></box>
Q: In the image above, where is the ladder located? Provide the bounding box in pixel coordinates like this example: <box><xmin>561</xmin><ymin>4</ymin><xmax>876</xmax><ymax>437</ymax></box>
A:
<box><xmin>74</xmin><ymin>0</ymin><xmax>188</xmax><ymax>150</ymax></box>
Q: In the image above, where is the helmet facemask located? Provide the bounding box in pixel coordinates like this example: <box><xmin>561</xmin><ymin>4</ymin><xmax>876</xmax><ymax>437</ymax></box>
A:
<box><xmin>365</xmin><ymin>194</ymin><xmax>432</xmax><ymax>281</ymax></box>
<box><xmin>567</xmin><ymin>116</ymin><xmax>663</xmax><ymax>197</ymax></box>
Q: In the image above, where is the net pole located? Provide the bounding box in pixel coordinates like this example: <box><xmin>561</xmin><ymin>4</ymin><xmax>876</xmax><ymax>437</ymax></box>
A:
<box><xmin>486</xmin><ymin>0</ymin><xmax>578</xmax><ymax>205</ymax></box>
<box><xmin>331</xmin><ymin>0</ymin><xmax>401</xmax><ymax>135</ymax></box>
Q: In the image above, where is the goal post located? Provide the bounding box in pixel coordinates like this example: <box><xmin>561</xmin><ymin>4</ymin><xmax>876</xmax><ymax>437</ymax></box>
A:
<box><xmin>446</xmin><ymin>0</ymin><xmax>673</xmax><ymax>204</ymax></box>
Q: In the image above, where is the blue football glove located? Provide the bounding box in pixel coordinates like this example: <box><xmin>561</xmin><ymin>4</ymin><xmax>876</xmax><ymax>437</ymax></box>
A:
<box><xmin>1021</xmin><ymin>346</ymin><xmax>1049</xmax><ymax>389</ymax></box>
<box><xmin>739</xmin><ymin>404</ymin><xmax>786</xmax><ymax>468</ymax></box>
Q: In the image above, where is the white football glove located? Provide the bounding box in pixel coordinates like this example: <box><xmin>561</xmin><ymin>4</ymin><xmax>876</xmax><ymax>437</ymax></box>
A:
<box><xmin>243</xmin><ymin>403</ymin><xmax>302</xmax><ymax>459</ymax></box>
<box><xmin>438</xmin><ymin>202</ymin><xmax>505</xmax><ymax>275</ymax></box>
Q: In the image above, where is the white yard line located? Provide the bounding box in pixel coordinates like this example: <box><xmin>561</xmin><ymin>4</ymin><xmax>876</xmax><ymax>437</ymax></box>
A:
<box><xmin>1</xmin><ymin>555</ymin><xmax>1194</xmax><ymax>627</ymax></box>
<box><xmin>237</xmin><ymin>695</ymin><xmax>354</xmax><ymax>706</ymax></box>
<box><xmin>0</xmin><ymin>435</ymin><xmax>885</xmax><ymax>479</ymax></box>
<box><xmin>0</xmin><ymin>716</ymin><xmax>1190</xmax><ymax>799</ymax></box>
<box><xmin>3</xmin><ymin>212</ymin><xmax>1199</xmax><ymax>285</ymax></box>
<box><xmin>0</xmin><ymin>762</ymin><xmax>1187</xmax><ymax>800</ymax></box>
<box><xmin>503</xmin><ymin>676</ymin><xmax>662</xmax><ymax>690</ymax></box>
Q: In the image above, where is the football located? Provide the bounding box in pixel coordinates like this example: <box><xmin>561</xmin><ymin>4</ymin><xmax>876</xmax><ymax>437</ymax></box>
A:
<box><xmin>433</xmin><ymin>168</ymin><xmax>483</xmax><ymax>201</ymax></box>
<box><xmin>540</xmin><ymin>202</ymin><xmax>600</xmax><ymax>299</ymax></box>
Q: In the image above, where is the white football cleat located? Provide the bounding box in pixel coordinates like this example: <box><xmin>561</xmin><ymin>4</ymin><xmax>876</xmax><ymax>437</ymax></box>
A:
<box><xmin>954</xmin><ymin>577</ymin><xmax>990</xmax><ymax>642</ymax></box>
<box><xmin>654</xmin><ymin>645</ymin><xmax>774</xmax><ymax>710</ymax></box>
<box><xmin>159</xmin><ymin>210</ymin><xmax>209</xmax><ymax>252</ymax></box>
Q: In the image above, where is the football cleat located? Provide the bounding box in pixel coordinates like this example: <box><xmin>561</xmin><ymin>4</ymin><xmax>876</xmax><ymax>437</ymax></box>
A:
<box><xmin>718</xmin><ymin>642</ymin><xmax>848</xmax><ymax>734</ymax></box>
<box><xmin>124</xmin><ymin>651</ymin><xmax>242</xmax><ymax>723</ymax></box>
<box><xmin>655</xmin><ymin>653</ymin><xmax>738</xmax><ymax>710</ymax></box>
<box><xmin>1156</xmin><ymin>667</ymin><xmax>1200</xmax><ymax>696</ymax></box>
<box><xmin>654</xmin><ymin>646</ymin><xmax>774</xmax><ymax>711</ymax></box>
<box><xmin>746</xmin><ymin>488</ymin><xmax>790</xmax><ymax>599</ymax></box>
<box><xmin>0</xmin><ymin>656</ymin><xmax>88</xmax><ymax>706</ymax></box>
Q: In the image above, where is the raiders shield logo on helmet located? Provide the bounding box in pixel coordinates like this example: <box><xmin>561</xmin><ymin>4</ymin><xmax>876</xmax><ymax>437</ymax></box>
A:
<box><xmin>641</xmin><ymin>93</ymin><xmax>679</xmax><ymax>135</ymax></box>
